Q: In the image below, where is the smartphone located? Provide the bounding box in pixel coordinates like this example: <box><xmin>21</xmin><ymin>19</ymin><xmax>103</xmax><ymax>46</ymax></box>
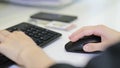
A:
<box><xmin>30</xmin><ymin>12</ymin><xmax>77</xmax><ymax>23</ymax></box>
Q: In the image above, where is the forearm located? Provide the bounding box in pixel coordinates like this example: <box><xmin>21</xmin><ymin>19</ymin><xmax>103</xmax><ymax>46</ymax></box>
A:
<box><xmin>19</xmin><ymin>46</ymin><xmax>55</xmax><ymax>68</ymax></box>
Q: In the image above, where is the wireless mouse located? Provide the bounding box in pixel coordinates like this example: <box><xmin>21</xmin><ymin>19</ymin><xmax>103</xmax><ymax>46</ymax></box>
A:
<box><xmin>65</xmin><ymin>35</ymin><xmax>101</xmax><ymax>53</ymax></box>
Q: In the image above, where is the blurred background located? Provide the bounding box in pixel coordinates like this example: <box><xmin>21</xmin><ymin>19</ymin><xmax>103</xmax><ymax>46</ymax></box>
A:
<box><xmin>0</xmin><ymin>0</ymin><xmax>120</xmax><ymax>30</ymax></box>
<box><xmin>0</xmin><ymin>0</ymin><xmax>120</xmax><ymax>68</ymax></box>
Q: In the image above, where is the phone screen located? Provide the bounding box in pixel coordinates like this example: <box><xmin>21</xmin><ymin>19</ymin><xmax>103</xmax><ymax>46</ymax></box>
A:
<box><xmin>31</xmin><ymin>12</ymin><xmax>77</xmax><ymax>23</ymax></box>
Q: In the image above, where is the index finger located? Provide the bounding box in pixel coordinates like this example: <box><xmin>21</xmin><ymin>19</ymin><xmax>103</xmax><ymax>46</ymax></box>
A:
<box><xmin>0</xmin><ymin>33</ymin><xmax>6</xmax><ymax>42</ymax></box>
<box><xmin>69</xmin><ymin>25</ymin><xmax>101</xmax><ymax>42</ymax></box>
<box><xmin>0</xmin><ymin>30</ymin><xmax>11</xmax><ymax>42</ymax></box>
<box><xmin>0</xmin><ymin>30</ymin><xmax>11</xmax><ymax>37</ymax></box>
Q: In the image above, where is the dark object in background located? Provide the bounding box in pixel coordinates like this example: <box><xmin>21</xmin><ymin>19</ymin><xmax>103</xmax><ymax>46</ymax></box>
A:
<box><xmin>31</xmin><ymin>12</ymin><xmax>77</xmax><ymax>23</ymax></box>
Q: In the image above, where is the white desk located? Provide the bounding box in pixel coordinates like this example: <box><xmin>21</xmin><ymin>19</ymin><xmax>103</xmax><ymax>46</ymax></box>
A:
<box><xmin>0</xmin><ymin>0</ymin><xmax>120</xmax><ymax>68</ymax></box>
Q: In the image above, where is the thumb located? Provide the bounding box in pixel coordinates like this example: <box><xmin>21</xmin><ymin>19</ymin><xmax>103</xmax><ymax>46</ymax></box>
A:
<box><xmin>83</xmin><ymin>43</ymin><xmax>104</xmax><ymax>52</ymax></box>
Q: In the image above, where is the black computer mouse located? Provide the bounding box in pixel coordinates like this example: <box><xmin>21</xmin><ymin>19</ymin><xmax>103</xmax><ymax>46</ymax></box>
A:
<box><xmin>65</xmin><ymin>35</ymin><xmax>101</xmax><ymax>54</ymax></box>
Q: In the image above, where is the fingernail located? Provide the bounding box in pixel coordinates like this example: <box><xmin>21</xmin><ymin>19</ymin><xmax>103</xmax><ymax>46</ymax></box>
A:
<box><xmin>83</xmin><ymin>45</ymin><xmax>92</xmax><ymax>52</ymax></box>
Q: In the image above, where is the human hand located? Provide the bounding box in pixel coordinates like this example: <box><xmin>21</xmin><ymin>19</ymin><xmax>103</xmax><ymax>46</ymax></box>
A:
<box><xmin>69</xmin><ymin>25</ymin><xmax>120</xmax><ymax>52</ymax></box>
<box><xmin>0</xmin><ymin>30</ymin><xmax>54</xmax><ymax>68</ymax></box>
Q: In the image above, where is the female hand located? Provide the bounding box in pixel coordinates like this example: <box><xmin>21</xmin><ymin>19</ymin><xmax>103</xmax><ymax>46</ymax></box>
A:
<box><xmin>0</xmin><ymin>30</ymin><xmax>54</xmax><ymax>68</ymax></box>
<box><xmin>69</xmin><ymin>25</ymin><xmax>120</xmax><ymax>52</ymax></box>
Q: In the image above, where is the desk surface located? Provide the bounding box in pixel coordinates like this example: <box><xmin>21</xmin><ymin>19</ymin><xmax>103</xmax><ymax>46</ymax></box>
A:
<box><xmin>0</xmin><ymin>0</ymin><xmax>120</xmax><ymax>68</ymax></box>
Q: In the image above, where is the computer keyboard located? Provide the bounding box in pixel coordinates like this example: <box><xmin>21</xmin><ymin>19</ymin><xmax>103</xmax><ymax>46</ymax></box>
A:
<box><xmin>0</xmin><ymin>22</ymin><xmax>62</xmax><ymax>68</ymax></box>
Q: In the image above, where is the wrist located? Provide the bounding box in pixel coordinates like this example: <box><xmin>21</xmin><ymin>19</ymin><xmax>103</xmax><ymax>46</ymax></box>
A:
<box><xmin>19</xmin><ymin>46</ymin><xmax>55</xmax><ymax>68</ymax></box>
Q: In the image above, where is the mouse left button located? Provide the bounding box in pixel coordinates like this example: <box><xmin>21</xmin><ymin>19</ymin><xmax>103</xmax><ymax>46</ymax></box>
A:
<box><xmin>65</xmin><ymin>41</ymin><xmax>73</xmax><ymax>51</ymax></box>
